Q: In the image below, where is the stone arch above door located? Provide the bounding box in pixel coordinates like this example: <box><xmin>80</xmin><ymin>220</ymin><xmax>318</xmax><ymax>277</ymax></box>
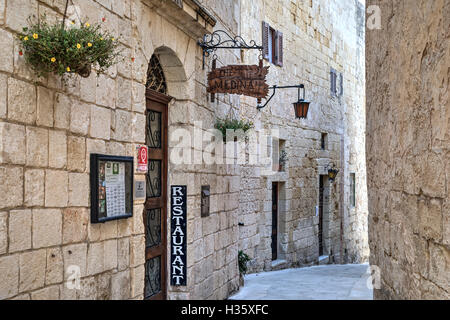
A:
<box><xmin>146</xmin><ymin>47</ymin><xmax>189</xmax><ymax>100</ymax></box>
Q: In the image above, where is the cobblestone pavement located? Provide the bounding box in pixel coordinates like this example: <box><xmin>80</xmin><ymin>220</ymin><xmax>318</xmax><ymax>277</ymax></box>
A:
<box><xmin>230</xmin><ymin>264</ymin><xmax>373</xmax><ymax>300</ymax></box>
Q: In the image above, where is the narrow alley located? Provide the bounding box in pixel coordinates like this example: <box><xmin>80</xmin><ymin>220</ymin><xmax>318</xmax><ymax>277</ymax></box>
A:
<box><xmin>230</xmin><ymin>264</ymin><xmax>373</xmax><ymax>300</ymax></box>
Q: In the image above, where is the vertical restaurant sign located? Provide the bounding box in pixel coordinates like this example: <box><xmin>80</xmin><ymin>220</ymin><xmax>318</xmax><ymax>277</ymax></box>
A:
<box><xmin>171</xmin><ymin>185</ymin><xmax>187</xmax><ymax>286</ymax></box>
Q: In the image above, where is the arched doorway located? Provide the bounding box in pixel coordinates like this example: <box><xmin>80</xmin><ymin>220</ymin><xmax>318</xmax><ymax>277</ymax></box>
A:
<box><xmin>143</xmin><ymin>54</ymin><xmax>172</xmax><ymax>300</ymax></box>
<box><xmin>143</xmin><ymin>46</ymin><xmax>187</xmax><ymax>300</ymax></box>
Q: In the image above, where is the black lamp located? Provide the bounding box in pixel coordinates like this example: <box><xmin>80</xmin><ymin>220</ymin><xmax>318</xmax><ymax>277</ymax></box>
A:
<box><xmin>326</xmin><ymin>163</ymin><xmax>339</xmax><ymax>182</ymax></box>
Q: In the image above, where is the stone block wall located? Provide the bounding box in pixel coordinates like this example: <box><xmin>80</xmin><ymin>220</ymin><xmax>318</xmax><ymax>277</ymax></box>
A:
<box><xmin>0</xmin><ymin>0</ymin><xmax>369</xmax><ymax>300</ymax></box>
<box><xmin>237</xmin><ymin>0</ymin><xmax>369</xmax><ymax>273</ymax></box>
<box><xmin>129</xmin><ymin>0</ymin><xmax>243</xmax><ymax>300</ymax></box>
<box><xmin>0</xmin><ymin>0</ymin><xmax>147</xmax><ymax>300</ymax></box>
<box><xmin>366</xmin><ymin>0</ymin><xmax>449</xmax><ymax>299</ymax></box>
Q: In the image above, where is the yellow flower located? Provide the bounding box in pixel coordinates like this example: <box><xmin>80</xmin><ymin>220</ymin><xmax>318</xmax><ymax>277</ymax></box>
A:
<box><xmin>76</xmin><ymin>43</ymin><xmax>81</xmax><ymax>49</ymax></box>
<box><xmin>71</xmin><ymin>20</ymin><xmax>75</xmax><ymax>25</ymax></box>
<box><xmin>67</xmin><ymin>67</ymin><xmax>71</xmax><ymax>72</ymax></box>
<box><xmin>51</xmin><ymin>57</ymin><xmax>56</xmax><ymax>63</ymax></box>
<box><xmin>111</xmin><ymin>38</ymin><xmax>115</xmax><ymax>41</ymax></box>
<box><xmin>85</xmin><ymin>22</ymin><xmax>90</xmax><ymax>27</ymax></box>
<box><xmin>87</xmin><ymin>42</ymin><xmax>92</xmax><ymax>47</ymax></box>
<box><xmin>100</xmin><ymin>37</ymin><xmax>103</xmax><ymax>41</ymax></box>
<box><xmin>24</xmin><ymin>36</ymin><xmax>29</xmax><ymax>41</ymax></box>
<box><xmin>32</xmin><ymin>33</ymin><xmax>38</xmax><ymax>39</ymax></box>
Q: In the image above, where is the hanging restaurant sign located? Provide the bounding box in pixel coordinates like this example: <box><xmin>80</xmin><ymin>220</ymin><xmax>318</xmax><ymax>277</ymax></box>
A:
<box><xmin>207</xmin><ymin>64</ymin><xmax>270</xmax><ymax>99</ymax></box>
<box><xmin>170</xmin><ymin>185</ymin><xmax>187</xmax><ymax>286</ymax></box>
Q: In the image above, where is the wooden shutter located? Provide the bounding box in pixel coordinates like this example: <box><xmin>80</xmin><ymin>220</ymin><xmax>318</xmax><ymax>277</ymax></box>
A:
<box><xmin>330</xmin><ymin>68</ymin><xmax>336</xmax><ymax>96</ymax></box>
<box><xmin>276</xmin><ymin>30</ymin><xmax>283</xmax><ymax>67</ymax></box>
<box><xmin>274</xmin><ymin>31</ymin><xmax>279</xmax><ymax>65</ymax></box>
<box><xmin>262</xmin><ymin>21</ymin><xmax>270</xmax><ymax>60</ymax></box>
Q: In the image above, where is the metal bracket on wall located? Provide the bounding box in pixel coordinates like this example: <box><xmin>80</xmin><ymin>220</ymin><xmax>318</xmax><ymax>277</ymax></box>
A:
<box><xmin>198</xmin><ymin>30</ymin><xmax>263</xmax><ymax>69</ymax></box>
<box><xmin>256</xmin><ymin>84</ymin><xmax>305</xmax><ymax>110</ymax></box>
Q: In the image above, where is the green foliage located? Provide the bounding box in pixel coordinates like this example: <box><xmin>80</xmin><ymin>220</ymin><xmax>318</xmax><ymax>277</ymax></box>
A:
<box><xmin>18</xmin><ymin>18</ymin><xmax>121</xmax><ymax>78</ymax></box>
<box><xmin>238</xmin><ymin>250</ymin><xmax>251</xmax><ymax>275</ymax></box>
<box><xmin>214</xmin><ymin>118</ymin><xmax>254</xmax><ymax>142</ymax></box>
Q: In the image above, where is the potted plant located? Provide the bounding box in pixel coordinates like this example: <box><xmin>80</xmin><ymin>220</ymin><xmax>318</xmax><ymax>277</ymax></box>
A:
<box><xmin>214</xmin><ymin>117</ymin><xmax>254</xmax><ymax>143</ymax></box>
<box><xmin>279</xmin><ymin>149</ymin><xmax>288</xmax><ymax>171</ymax></box>
<box><xmin>18</xmin><ymin>17</ymin><xmax>121</xmax><ymax>78</ymax></box>
<box><xmin>238</xmin><ymin>250</ymin><xmax>251</xmax><ymax>286</ymax></box>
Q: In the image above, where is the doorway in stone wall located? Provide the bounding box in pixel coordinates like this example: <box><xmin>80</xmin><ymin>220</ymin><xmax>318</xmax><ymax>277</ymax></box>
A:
<box><xmin>144</xmin><ymin>55</ymin><xmax>171</xmax><ymax>300</ymax></box>
<box><xmin>272</xmin><ymin>182</ymin><xmax>279</xmax><ymax>261</ymax></box>
<box><xmin>318</xmin><ymin>175</ymin><xmax>330</xmax><ymax>259</ymax></box>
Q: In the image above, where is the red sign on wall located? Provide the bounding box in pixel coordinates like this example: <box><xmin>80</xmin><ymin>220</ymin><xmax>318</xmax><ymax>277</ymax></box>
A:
<box><xmin>136</xmin><ymin>145</ymin><xmax>148</xmax><ymax>172</ymax></box>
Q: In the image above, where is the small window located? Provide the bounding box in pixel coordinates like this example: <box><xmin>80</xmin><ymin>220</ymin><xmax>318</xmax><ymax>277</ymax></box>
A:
<box><xmin>350</xmin><ymin>173</ymin><xmax>356</xmax><ymax>207</ymax></box>
<box><xmin>263</xmin><ymin>21</ymin><xmax>283</xmax><ymax>67</ymax></box>
<box><xmin>330</xmin><ymin>68</ymin><xmax>337</xmax><ymax>96</ymax></box>
<box><xmin>321</xmin><ymin>133</ymin><xmax>328</xmax><ymax>150</ymax></box>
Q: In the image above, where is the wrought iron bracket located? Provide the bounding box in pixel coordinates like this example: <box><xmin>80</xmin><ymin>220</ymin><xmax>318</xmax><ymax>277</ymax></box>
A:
<box><xmin>257</xmin><ymin>84</ymin><xmax>305</xmax><ymax>110</ymax></box>
<box><xmin>198</xmin><ymin>30</ymin><xmax>263</xmax><ymax>69</ymax></box>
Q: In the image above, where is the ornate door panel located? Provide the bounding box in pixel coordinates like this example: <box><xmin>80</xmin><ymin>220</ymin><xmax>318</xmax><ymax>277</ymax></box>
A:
<box><xmin>144</xmin><ymin>90</ymin><xmax>170</xmax><ymax>300</ymax></box>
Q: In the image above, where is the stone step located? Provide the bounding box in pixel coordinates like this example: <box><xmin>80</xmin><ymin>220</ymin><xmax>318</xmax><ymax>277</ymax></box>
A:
<box><xmin>318</xmin><ymin>255</ymin><xmax>330</xmax><ymax>265</ymax></box>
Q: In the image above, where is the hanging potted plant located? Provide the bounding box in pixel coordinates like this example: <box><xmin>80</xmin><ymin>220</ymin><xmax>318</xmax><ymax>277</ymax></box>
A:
<box><xmin>214</xmin><ymin>117</ymin><xmax>254</xmax><ymax>143</ymax></box>
<box><xmin>18</xmin><ymin>17</ymin><xmax>121</xmax><ymax>78</ymax></box>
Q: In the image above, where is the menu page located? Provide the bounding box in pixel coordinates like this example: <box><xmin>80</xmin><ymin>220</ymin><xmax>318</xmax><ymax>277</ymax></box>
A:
<box><xmin>104</xmin><ymin>162</ymin><xmax>126</xmax><ymax>217</ymax></box>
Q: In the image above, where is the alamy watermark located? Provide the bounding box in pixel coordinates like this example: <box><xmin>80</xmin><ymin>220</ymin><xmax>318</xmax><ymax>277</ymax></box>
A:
<box><xmin>366</xmin><ymin>265</ymin><xmax>381</xmax><ymax>290</ymax></box>
<box><xmin>169</xmin><ymin>122</ymin><xmax>283</xmax><ymax>176</ymax></box>
<box><xmin>367</xmin><ymin>5</ymin><xmax>381</xmax><ymax>30</ymax></box>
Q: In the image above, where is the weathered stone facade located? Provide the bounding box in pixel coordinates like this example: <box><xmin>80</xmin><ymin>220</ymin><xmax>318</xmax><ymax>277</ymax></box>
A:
<box><xmin>0</xmin><ymin>0</ymin><xmax>368</xmax><ymax>300</ymax></box>
<box><xmin>237</xmin><ymin>0</ymin><xmax>368</xmax><ymax>272</ymax></box>
<box><xmin>366</xmin><ymin>0</ymin><xmax>450</xmax><ymax>299</ymax></box>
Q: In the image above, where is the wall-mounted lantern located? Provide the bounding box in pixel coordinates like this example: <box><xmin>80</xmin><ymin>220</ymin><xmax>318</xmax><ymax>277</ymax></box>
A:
<box><xmin>257</xmin><ymin>84</ymin><xmax>311</xmax><ymax>119</ymax></box>
<box><xmin>293</xmin><ymin>85</ymin><xmax>311</xmax><ymax>119</ymax></box>
<box><xmin>326</xmin><ymin>163</ymin><xmax>340</xmax><ymax>182</ymax></box>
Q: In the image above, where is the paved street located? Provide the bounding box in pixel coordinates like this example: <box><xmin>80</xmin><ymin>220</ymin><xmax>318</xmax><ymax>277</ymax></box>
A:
<box><xmin>230</xmin><ymin>264</ymin><xmax>373</xmax><ymax>300</ymax></box>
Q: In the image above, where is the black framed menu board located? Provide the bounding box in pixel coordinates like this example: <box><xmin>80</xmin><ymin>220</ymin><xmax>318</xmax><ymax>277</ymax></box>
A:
<box><xmin>90</xmin><ymin>154</ymin><xmax>134</xmax><ymax>223</ymax></box>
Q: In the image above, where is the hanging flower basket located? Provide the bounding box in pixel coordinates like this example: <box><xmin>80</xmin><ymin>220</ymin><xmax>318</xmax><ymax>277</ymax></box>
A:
<box><xmin>18</xmin><ymin>18</ymin><xmax>121</xmax><ymax>78</ymax></box>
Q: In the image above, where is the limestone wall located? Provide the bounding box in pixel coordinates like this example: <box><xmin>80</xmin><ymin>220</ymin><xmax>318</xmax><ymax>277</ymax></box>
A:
<box><xmin>366</xmin><ymin>0</ymin><xmax>450</xmax><ymax>299</ymax></box>
<box><xmin>0</xmin><ymin>0</ymin><xmax>242</xmax><ymax>301</ymax></box>
<box><xmin>237</xmin><ymin>0</ymin><xmax>369</xmax><ymax>273</ymax></box>
<box><xmin>0</xmin><ymin>0</ymin><xmax>147</xmax><ymax>300</ymax></box>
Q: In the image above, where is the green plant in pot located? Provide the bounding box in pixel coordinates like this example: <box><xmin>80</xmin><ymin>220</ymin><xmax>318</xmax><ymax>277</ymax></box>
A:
<box><xmin>214</xmin><ymin>118</ymin><xmax>254</xmax><ymax>143</ymax></box>
<box><xmin>238</xmin><ymin>250</ymin><xmax>251</xmax><ymax>286</ymax></box>
<box><xmin>18</xmin><ymin>17</ymin><xmax>121</xmax><ymax>78</ymax></box>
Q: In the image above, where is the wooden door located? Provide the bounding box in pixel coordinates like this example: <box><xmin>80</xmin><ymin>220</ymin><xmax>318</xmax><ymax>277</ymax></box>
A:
<box><xmin>271</xmin><ymin>182</ymin><xmax>278</xmax><ymax>261</ymax></box>
<box><xmin>144</xmin><ymin>90</ymin><xmax>170</xmax><ymax>300</ymax></box>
